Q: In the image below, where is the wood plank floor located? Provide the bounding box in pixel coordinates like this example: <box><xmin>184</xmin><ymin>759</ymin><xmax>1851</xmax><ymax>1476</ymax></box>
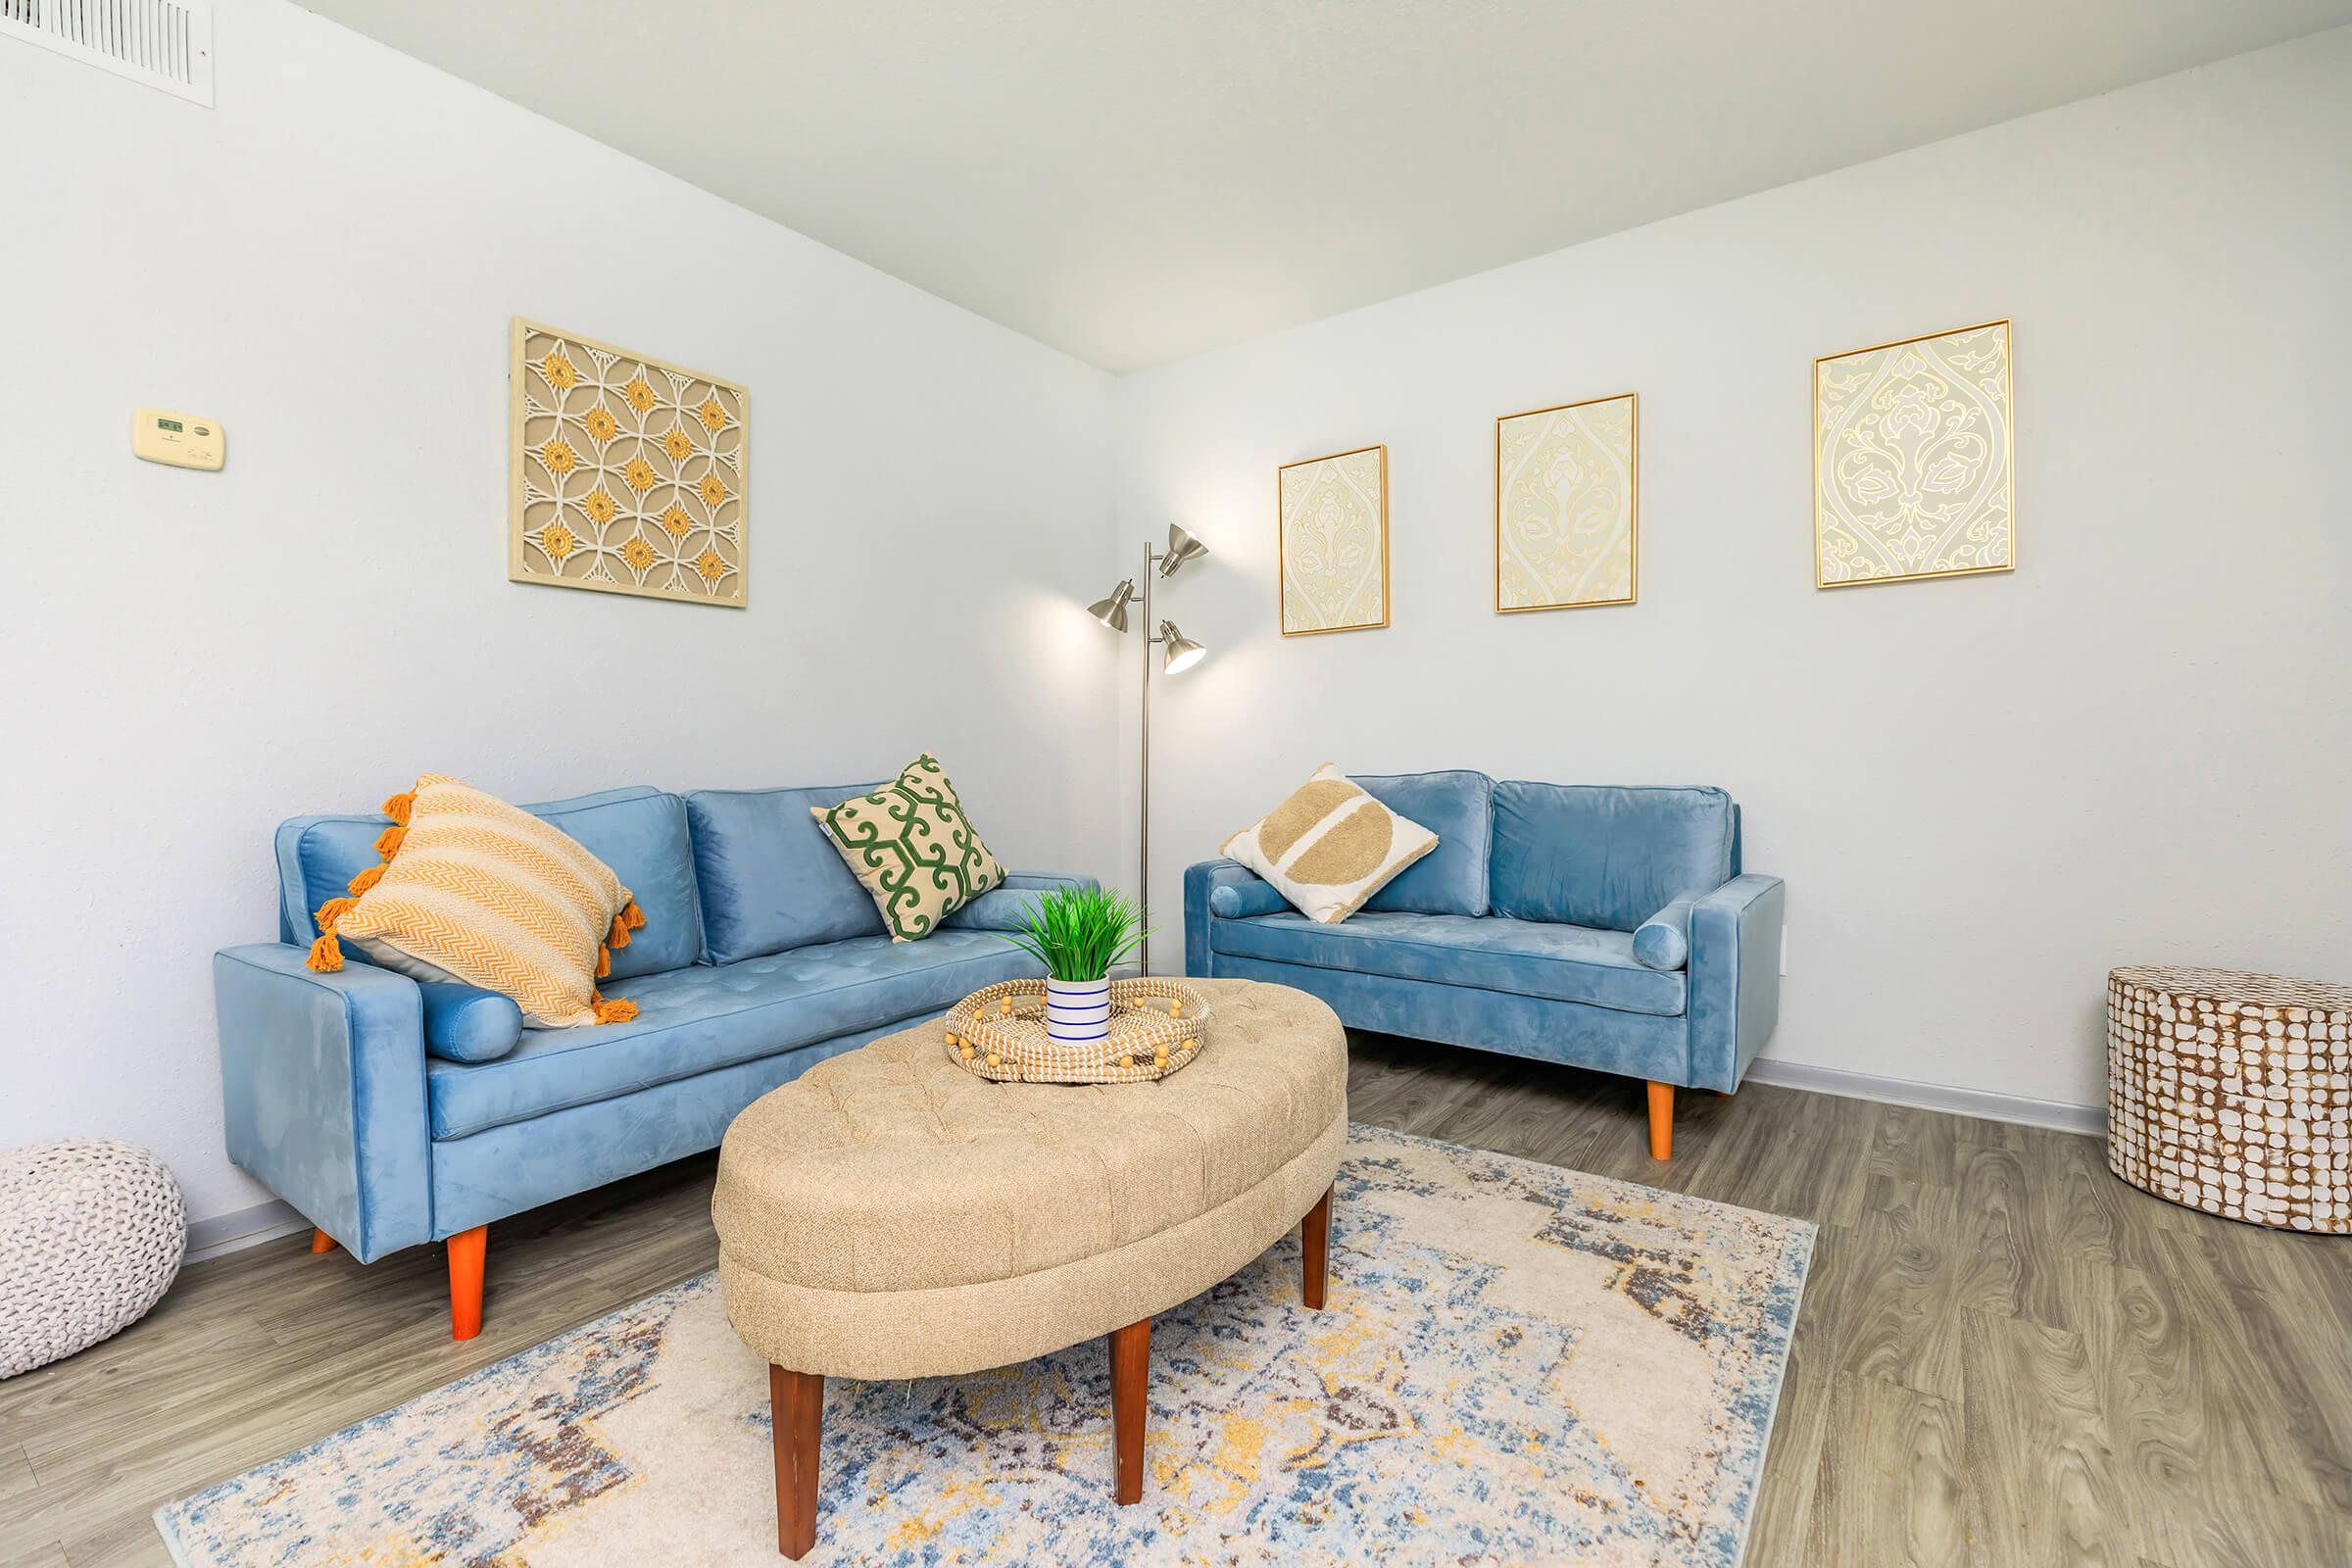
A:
<box><xmin>4</xmin><ymin>1032</ymin><xmax>2344</xmax><ymax>1566</ymax></box>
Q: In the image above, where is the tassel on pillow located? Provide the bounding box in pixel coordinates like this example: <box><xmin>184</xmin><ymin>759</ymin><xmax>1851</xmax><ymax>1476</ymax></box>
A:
<box><xmin>306</xmin><ymin>895</ymin><xmax>359</xmax><ymax>972</ymax></box>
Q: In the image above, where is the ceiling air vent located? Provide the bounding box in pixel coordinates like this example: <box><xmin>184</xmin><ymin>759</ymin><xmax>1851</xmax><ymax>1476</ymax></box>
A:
<box><xmin>0</xmin><ymin>0</ymin><xmax>213</xmax><ymax>106</ymax></box>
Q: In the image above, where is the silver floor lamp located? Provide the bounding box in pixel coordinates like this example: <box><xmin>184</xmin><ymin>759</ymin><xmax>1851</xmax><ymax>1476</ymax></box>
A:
<box><xmin>1089</xmin><ymin>525</ymin><xmax>1209</xmax><ymax>977</ymax></box>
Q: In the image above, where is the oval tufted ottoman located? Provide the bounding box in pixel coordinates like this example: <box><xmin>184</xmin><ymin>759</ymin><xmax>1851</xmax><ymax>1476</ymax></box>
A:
<box><xmin>713</xmin><ymin>978</ymin><xmax>1348</xmax><ymax>1558</ymax></box>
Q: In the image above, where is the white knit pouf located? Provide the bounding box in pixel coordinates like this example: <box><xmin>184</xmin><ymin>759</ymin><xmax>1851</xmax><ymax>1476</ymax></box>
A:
<box><xmin>0</xmin><ymin>1139</ymin><xmax>187</xmax><ymax>1379</ymax></box>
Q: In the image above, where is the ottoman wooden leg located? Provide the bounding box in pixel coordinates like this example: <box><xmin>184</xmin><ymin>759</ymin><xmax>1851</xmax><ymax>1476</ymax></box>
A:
<box><xmin>1109</xmin><ymin>1317</ymin><xmax>1150</xmax><ymax>1505</ymax></box>
<box><xmin>769</xmin><ymin>1366</ymin><xmax>824</xmax><ymax>1558</ymax></box>
<box><xmin>1301</xmin><ymin>1186</ymin><xmax>1332</xmax><ymax>1309</ymax></box>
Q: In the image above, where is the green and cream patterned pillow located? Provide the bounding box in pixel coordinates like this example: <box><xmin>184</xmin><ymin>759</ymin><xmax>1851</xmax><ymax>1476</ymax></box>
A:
<box><xmin>1221</xmin><ymin>762</ymin><xmax>1439</xmax><ymax>924</ymax></box>
<box><xmin>811</xmin><ymin>755</ymin><xmax>1005</xmax><ymax>942</ymax></box>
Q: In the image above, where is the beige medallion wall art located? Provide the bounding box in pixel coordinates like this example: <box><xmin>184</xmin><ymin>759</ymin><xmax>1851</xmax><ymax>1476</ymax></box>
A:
<box><xmin>1278</xmin><ymin>444</ymin><xmax>1389</xmax><ymax>635</ymax></box>
<box><xmin>1814</xmin><ymin>318</ymin><xmax>2013</xmax><ymax>588</ymax></box>
<box><xmin>1495</xmin><ymin>393</ymin><xmax>1638</xmax><ymax>612</ymax></box>
<box><xmin>509</xmin><ymin>318</ymin><xmax>748</xmax><ymax>607</ymax></box>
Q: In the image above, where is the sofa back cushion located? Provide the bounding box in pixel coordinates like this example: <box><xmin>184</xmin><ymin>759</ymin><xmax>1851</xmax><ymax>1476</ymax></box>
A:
<box><xmin>534</xmin><ymin>791</ymin><xmax>704</xmax><ymax>979</ymax></box>
<box><xmin>1488</xmin><ymin>782</ymin><xmax>1736</xmax><ymax>933</ymax></box>
<box><xmin>685</xmin><ymin>783</ymin><xmax>889</xmax><ymax>963</ymax></box>
<box><xmin>274</xmin><ymin>786</ymin><xmax>703</xmax><ymax>980</ymax></box>
<box><xmin>1352</xmin><ymin>770</ymin><xmax>1494</xmax><ymax>916</ymax></box>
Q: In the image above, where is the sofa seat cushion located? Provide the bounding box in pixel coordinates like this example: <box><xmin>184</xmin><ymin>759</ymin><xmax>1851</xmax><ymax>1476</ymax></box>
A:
<box><xmin>1208</xmin><ymin>910</ymin><xmax>1686</xmax><ymax>1017</ymax></box>
<box><xmin>426</xmin><ymin>931</ymin><xmax>1037</xmax><ymax>1140</ymax></box>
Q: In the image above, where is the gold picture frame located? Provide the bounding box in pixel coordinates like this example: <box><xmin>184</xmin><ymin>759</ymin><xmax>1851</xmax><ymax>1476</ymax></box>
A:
<box><xmin>509</xmin><ymin>318</ymin><xmax>749</xmax><ymax>608</ymax></box>
<box><xmin>1494</xmin><ymin>392</ymin><xmax>1639</xmax><ymax>612</ymax></box>
<box><xmin>1813</xmin><ymin>318</ymin><xmax>2013</xmax><ymax>589</ymax></box>
<box><xmin>1277</xmin><ymin>444</ymin><xmax>1390</xmax><ymax>635</ymax></box>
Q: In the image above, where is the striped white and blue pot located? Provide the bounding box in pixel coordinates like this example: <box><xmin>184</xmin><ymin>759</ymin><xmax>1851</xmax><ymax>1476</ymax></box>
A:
<box><xmin>1045</xmin><ymin>976</ymin><xmax>1113</xmax><ymax>1048</ymax></box>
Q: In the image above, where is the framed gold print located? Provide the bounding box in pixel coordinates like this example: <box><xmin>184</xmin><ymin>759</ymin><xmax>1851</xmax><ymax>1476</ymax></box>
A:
<box><xmin>1814</xmin><ymin>318</ymin><xmax>2013</xmax><ymax>589</ymax></box>
<box><xmin>1278</xmin><ymin>444</ymin><xmax>1390</xmax><ymax>635</ymax></box>
<box><xmin>1495</xmin><ymin>392</ymin><xmax>1638</xmax><ymax>612</ymax></box>
<box><xmin>510</xmin><ymin>318</ymin><xmax>749</xmax><ymax>607</ymax></box>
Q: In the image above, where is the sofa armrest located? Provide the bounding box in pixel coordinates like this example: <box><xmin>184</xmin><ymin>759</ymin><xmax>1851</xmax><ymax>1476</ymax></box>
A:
<box><xmin>214</xmin><ymin>944</ymin><xmax>433</xmax><ymax>1263</ymax></box>
<box><xmin>939</xmin><ymin>871</ymin><xmax>1100</xmax><ymax>932</ymax></box>
<box><xmin>1184</xmin><ymin>858</ymin><xmax>1274</xmax><ymax>976</ymax></box>
<box><xmin>1685</xmin><ymin>875</ymin><xmax>1785</xmax><ymax>1093</ymax></box>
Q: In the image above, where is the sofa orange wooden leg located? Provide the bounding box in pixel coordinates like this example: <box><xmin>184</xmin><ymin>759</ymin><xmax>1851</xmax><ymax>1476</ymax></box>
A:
<box><xmin>447</xmin><ymin>1225</ymin><xmax>487</xmax><ymax>1341</ymax></box>
<box><xmin>310</xmin><ymin>1228</ymin><xmax>337</xmax><ymax>1254</ymax></box>
<box><xmin>1646</xmin><ymin>1081</ymin><xmax>1675</xmax><ymax>1160</ymax></box>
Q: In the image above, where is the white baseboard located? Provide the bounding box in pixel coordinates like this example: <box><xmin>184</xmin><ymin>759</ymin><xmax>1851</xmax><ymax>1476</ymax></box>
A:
<box><xmin>1743</xmin><ymin>1057</ymin><xmax>2105</xmax><ymax>1137</ymax></box>
<box><xmin>185</xmin><ymin>1199</ymin><xmax>308</xmax><ymax>1263</ymax></box>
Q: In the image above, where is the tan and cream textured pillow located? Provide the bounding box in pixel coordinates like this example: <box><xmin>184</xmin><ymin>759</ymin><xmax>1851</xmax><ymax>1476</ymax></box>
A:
<box><xmin>1221</xmin><ymin>763</ymin><xmax>1439</xmax><ymax>924</ymax></box>
<box><xmin>304</xmin><ymin>774</ymin><xmax>645</xmax><ymax>1027</ymax></box>
<box><xmin>811</xmin><ymin>754</ymin><xmax>1005</xmax><ymax>943</ymax></box>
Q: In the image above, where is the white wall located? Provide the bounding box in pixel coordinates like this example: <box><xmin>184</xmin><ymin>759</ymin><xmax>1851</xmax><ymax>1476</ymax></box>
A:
<box><xmin>0</xmin><ymin>0</ymin><xmax>1117</xmax><ymax>1227</ymax></box>
<box><xmin>5</xmin><ymin>11</ymin><xmax>2345</xmax><ymax>1232</ymax></box>
<box><xmin>1112</xmin><ymin>29</ymin><xmax>2352</xmax><ymax>1113</ymax></box>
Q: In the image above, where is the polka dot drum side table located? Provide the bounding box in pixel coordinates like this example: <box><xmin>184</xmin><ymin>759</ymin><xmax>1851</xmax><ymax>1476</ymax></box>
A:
<box><xmin>2106</xmin><ymin>966</ymin><xmax>2352</xmax><ymax>1233</ymax></box>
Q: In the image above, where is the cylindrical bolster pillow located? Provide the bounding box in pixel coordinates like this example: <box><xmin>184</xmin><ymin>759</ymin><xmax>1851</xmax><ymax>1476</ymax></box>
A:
<box><xmin>419</xmin><ymin>982</ymin><xmax>525</xmax><ymax>1063</ymax></box>
<box><xmin>1632</xmin><ymin>898</ymin><xmax>1695</xmax><ymax>971</ymax></box>
<box><xmin>1208</xmin><ymin>880</ymin><xmax>1292</xmax><ymax>919</ymax></box>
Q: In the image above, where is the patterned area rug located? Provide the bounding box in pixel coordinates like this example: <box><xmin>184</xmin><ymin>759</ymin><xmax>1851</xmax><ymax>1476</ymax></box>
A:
<box><xmin>158</xmin><ymin>1126</ymin><xmax>1813</xmax><ymax>1566</ymax></box>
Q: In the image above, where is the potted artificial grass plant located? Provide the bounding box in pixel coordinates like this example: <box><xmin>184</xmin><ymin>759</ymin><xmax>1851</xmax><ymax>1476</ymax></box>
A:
<box><xmin>1002</xmin><ymin>884</ymin><xmax>1152</xmax><ymax>1048</ymax></box>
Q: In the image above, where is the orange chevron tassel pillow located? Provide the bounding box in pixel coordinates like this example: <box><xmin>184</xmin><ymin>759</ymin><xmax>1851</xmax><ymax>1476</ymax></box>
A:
<box><xmin>306</xmin><ymin>774</ymin><xmax>643</xmax><ymax>1027</ymax></box>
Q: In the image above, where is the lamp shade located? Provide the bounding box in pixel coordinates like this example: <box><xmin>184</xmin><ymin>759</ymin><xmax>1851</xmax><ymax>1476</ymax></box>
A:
<box><xmin>1088</xmin><ymin>578</ymin><xmax>1135</xmax><ymax>631</ymax></box>
<box><xmin>1160</xmin><ymin>620</ymin><xmax>1206</xmax><ymax>673</ymax></box>
<box><xmin>1158</xmin><ymin>524</ymin><xmax>1208</xmax><ymax>577</ymax></box>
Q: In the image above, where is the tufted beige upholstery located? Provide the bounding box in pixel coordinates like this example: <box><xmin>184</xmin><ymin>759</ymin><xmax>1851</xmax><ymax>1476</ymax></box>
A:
<box><xmin>714</xmin><ymin>979</ymin><xmax>1348</xmax><ymax>1381</ymax></box>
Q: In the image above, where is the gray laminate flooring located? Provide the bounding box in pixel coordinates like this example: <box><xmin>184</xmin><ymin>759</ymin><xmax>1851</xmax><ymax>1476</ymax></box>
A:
<box><xmin>3</xmin><ymin>1031</ymin><xmax>2343</xmax><ymax>1566</ymax></box>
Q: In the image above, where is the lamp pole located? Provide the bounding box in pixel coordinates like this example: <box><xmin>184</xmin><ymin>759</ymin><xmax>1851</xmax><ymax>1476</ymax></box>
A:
<box><xmin>1089</xmin><ymin>526</ymin><xmax>1207</xmax><ymax>980</ymax></box>
<box><xmin>1140</xmin><ymin>538</ymin><xmax>1165</xmax><ymax>976</ymax></box>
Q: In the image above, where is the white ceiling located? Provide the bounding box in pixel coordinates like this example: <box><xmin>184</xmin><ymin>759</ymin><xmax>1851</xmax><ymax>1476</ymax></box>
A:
<box><xmin>299</xmin><ymin>1</ymin><xmax>2352</xmax><ymax>372</ymax></box>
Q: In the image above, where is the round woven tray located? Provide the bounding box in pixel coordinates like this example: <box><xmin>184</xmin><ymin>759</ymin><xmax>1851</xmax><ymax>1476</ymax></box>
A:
<box><xmin>945</xmin><ymin>977</ymin><xmax>1211</xmax><ymax>1084</ymax></box>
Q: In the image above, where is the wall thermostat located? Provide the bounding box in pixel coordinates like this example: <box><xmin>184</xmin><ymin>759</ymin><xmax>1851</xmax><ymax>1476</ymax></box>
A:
<box><xmin>133</xmin><ymin>408</ymin><xmax>225</xmax><ymax>470</ymax></box>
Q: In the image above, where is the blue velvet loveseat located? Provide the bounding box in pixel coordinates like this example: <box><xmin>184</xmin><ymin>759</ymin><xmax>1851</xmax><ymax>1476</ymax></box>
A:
<box><xmin>215</xmin><ymin>781</ymin><xmax>1083</xmax><ymax>1338</ymax></box>
<box><xmin>1185</xmin><ymin>771</ymin><xmax>1782</xmax><ymax>1158</ymax></box>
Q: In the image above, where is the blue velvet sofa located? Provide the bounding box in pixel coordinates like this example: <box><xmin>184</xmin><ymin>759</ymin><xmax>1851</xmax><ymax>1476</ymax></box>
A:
<box><xmin>215</xmin><ymin>781</ymin><xmax>1083</xmax><ymax>1338</ymax></box>
<box><xmin>1184</xmin><ymin>771</ymin><xmax>1782</xmax><ymax>1158</ymax></box>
